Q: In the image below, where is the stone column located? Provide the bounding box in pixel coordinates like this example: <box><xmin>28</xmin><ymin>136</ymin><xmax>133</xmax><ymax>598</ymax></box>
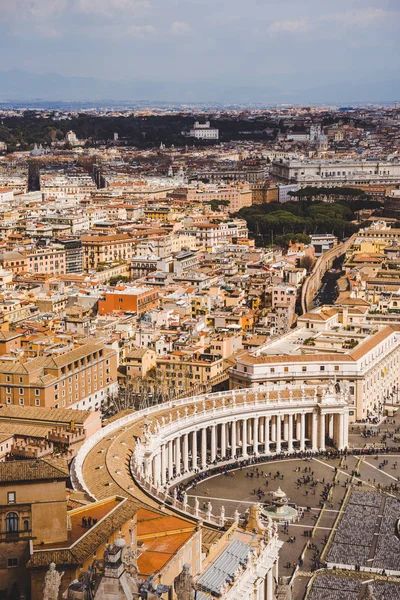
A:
<box><xmin>343</xmin><ymin>411</ymin><xmax>349</xmax><ymax>449</ymax></box>
<box><xmin>253</xmin><ymin>417</ymin><xmax>259</xmax><ymax>455</ymax></box>
<box><xmin>211</xmin><ymin>424</ymin><xmax>217</xmax><ymax>462</ymax></box>
<box><xmin>168</xmin><ymin>440</ymin><xmax>173</xmax><ymax>479</ymax></box>
<box><xmin>300</xmin><ymin>413</ymin><xmax>306</xmax><ymax>451</ymax></box>
<box><xmin>338</xmin><ymin>412</ymin><xmax>345</xmax><ymax>450</ymax></box>
<box><xmin>271</xmin><ymin>418</ymin><xmax>276</xmax><ymax>443</ymax></box>
<box><xmin>283</xmin><ymin>414</ymin><xmax>289</xmax><ymax>442</ymax></box>
<box><xmin>265</xmin><ymin>416</ymin><xmax>270</xmax><ymax>454</ymax></box>
<box><xmin>154</xmin><ymin>452</ymin><xmax>161</xmax><ymax>486</ymax></box>
<box><xmin>201</xmin><ymin>427</ymin><xmax>207</xmax><ymax>468</ymax></box>
<box><xmin>242</xmin><ymin>419</ymin><xmax>248</xmax><ymax>457</ymax></box>
<box><xmin>175</xmin><ymin>436</ymin><xmax>181</xmax><ymax>476</ymax></box>
<box><xmin>287</xmin><ymin>414</ymin><xmax>293</xmax><ymax>453</ymax></box>
<box><xmin>259</xmin><ymin>417</ymin><xmax>265</xmax><ymax>445</ymax></box>
<box><xmin>319</xmin><ymin>413</ymin><xmax>326</xmax><ymax>452</ymax></box>
<box><xmin>231</xmin><ymin>421</ymin><xmax>237</xmax><ymax>458</ymax></box>
<box><xmin>296</xmin><ymin>416</ymin><xmax>301</xmax><ymax>441</ymax></box>
<box><xmin>266</xmin><ymin>567</ymin><xmax>274</xmax><ymax>600</ymax></box>
<box><xmin>328</xmin><ymin>414</ymin><xmax>334</xmax><ymax>439</ymax></box>
<box><xmin>183</xmin><ymin>433</ymin><xmax>189</xmax><ymax>472</ymax></box>
<box><xmin>192</xmin><ymin>430</ymin><xmax>197</xmax><ymax>470</ymax></box>
<box><xmin>312</xmin><ymin>410</ymin><xmax>318</xmax><ymax>452</ymax></box>
<box><xmin>276</xmin><ymin>414</ymin><xmax>282</xmax><ymax>454</ymax></box>
<box><xmin>161</xmin><ymin>444</ymin><xmax>167</xmax><ymax>485</ymax></box>
<box><xmin>221</xmin><ymin>423</ymin><xmax>226</xmax><ymax>458</ymax></box>
<box><xmin>247</xmin><ymin>419</ymin><xmax>252</xmax><ymax>445</ymax></box>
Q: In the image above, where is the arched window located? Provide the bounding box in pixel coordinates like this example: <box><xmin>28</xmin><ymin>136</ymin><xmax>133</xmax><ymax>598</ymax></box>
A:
<box><xmin>6</xmin><ymin>512</ymin><xmax>19</xmax><ymax>533</ymax></box>
<box><xmin>23</xmin><ymin>520</ymin><xmax>29</xmax><ymax>532</ymax></box>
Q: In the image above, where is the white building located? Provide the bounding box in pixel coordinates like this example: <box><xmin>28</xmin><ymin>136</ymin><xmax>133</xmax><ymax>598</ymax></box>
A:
<box><xmin>189</xmin><ymin>121</ymin><xmax>219</xmax><ymax>140</ymax></box>
<box><xmin>278</xmin><ymin>184</ymin><xmax>299</xmax><ymax>203</ymax></box>
<box><xmin>310</xmin><ymin>234</ymin><xmax>338</xmax><ymax>256</ymax></box>
<box><xmin>271</xmin><ymin>158</ymin><xmax>400</xmax><ymax>186</ymax></box>
<box><xmin>231</xmin><ymin>307</ymin><xmax>400</xmax><ymax>422</ymax></box>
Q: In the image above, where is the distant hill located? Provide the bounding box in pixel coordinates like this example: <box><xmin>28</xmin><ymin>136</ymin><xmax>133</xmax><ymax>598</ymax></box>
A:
<box><xmin>0</xmin><ymin>69</ymin><xmax>399</xmax><ymax>104</ymax></box>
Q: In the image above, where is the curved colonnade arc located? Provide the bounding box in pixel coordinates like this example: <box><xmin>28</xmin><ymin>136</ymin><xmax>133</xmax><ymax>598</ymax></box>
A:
<box><xmin>72</xmin><ymin>384</ymin><xmax>349</xmax><ymax>527</ymax></box>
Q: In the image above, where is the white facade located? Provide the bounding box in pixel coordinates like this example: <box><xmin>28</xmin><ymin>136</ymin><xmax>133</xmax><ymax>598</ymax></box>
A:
<box><xmin>189</xmin><ymin>121</ymin><xmax>219</xmax><ymax>140</ymax></box>
<box><xmin>232</xmin><ymin>322</ymin><xmax>400</xmax><ymax>421</ymax></box>
<box><xmin>271</xmin><ymin>158</ymin><xmax>400</xmax><ymax>186</ymax></box>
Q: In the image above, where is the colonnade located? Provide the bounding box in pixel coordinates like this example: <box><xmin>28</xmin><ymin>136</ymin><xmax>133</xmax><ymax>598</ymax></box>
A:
<box><xmin>147</xmin><ymin>408</ymin><xmax>348</xmax><ymax>488</ymax></box>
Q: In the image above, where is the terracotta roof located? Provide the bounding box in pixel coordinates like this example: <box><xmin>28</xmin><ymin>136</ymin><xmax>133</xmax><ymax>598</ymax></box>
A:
<box><xmin>0</xmin><ymin>458</ymin><xmax>69</xmax><ymax>483</ymax></box>
<box><xmin>0</xmin><ymin>404</ymin><xmax>96</xmax><ymax>426</ymax></box>
<box><xmin>28</xmin><ymin>497</ymin><xmax>139</xmax><ymax>568</ymax></box>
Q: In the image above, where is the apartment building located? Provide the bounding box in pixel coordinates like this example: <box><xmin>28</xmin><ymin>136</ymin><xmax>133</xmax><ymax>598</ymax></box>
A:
<box><xmin>156</xmin><ymin>351</ymin><xmax>224</xmax><ymax>393</ymax></box>
<box><xmin>82</xmin><ymin>234</ymin><xmax>136</xmax><ymax>271</ymax></box>
<box><xmin>0</xmin><ymin>460</ymin><xmax>69</xmax><ymax>600</ymax></box>
<box><xmin>0</xmin><ymin>252</ymin><xmax>27</xmax><ymax>274</ymax></box>
<box><xmin>27</xmin><ymin>247</ymin><xmax>66</xmax><ymax>275</ymax></box>
<box><xmin>98</xmin><ymin>286</ymin><xmax>159</xmax><ymax>316</ymax></box>
<box><xmin>180</xmin><ymin>219</ymin><xmax>248</xmax><ymax>248</ymax></box>
<box><xmin>0</xmin><ymin>339</ymin><xmax>118</xmax><ymax>411</ymax></box>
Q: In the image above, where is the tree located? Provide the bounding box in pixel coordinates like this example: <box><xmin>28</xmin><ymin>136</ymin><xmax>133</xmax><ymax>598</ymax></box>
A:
<box><xmin>300</xmin><ymin>255</ymin><xmax>315</xmax><ymax>272</ymax></box>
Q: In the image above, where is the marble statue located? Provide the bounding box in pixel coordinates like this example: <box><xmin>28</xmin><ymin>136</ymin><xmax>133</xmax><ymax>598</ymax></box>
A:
<box><xmin>174</xmin><ymin>564</ymin><xmax>197</xmax><ymax>600</ymax></box>
<box><xmin>43</xmin><ymin>563</ymin><xmax>64</xmax><ymax>600</ymax></box>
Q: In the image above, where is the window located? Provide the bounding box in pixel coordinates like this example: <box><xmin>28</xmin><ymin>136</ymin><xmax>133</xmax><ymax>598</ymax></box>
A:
<box><xmin>35</xmin><ymin>389</ymin><xmax>40</xmax><ymax>396</ymax></box>
<box><xmin>284</xmin><ymin>367</ymin><xmax>289</xmax><ymax>373</ymax></box>
<box><xmin>320</xmin><ymin>366</ymin><xmax>325</xmax><ymax>371</ymax></box>
<box><xmin>6</xmin><ymin>375</ymin><xmax>10</xmax><ymax>382</ymax></box>
<box><xmin>302</xmin><ymin>366</ymin><xmax>307</xmax><ymax>372</ymax></box>
<box><xmin>7</xmin><ymin>558</ymin><xmax>18</xmax><ymax>567</ymax></box>
<box><xmin>19</xmin><ymin>377</ymin><xmax>23</xmax><ymax>383</ymax></box>
<box><xmin>19</xmin><ymin>398</ymin><xmax>24</xmax><ymax>406</ymax></box>
<box><xmin>7</xmin><ymin>492</ymin><xmax>16</xmax><ymax>504</ymax></box>
<box><xmin>6</xmin><ymin>513</ymin><xmax>19</xmax><ymax>533</ymax></box>
<box><xmin>23</xmin><ymin>520</ymin><xmax>29</xmax><ymax>532</ymax></box>
<box><xmin>19</xmin><ymin>388</ymin><xmax>24</xmax><ymax>395</ymax></box>
<box><xmin>35</xmin><ymin>399</ymin><xmax>40</xmax><ymax>407</ymax></box>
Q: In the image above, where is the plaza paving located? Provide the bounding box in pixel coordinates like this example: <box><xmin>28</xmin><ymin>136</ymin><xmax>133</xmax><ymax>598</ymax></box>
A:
<box><xmin>186</xmin><ymin>447</ymin><xmax>400</xmax><ymax>599</ymax></box>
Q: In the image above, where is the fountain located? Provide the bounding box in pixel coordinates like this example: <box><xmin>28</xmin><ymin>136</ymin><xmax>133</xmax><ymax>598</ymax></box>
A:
<box><xmin>262</xmin><ymin>487</ymin><xmax>298</xmax><ymax>523</ymax></box>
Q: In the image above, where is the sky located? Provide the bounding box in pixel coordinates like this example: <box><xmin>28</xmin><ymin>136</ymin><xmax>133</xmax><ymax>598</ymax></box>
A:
<box><xmin>0</xmin><ymin>0</ymin><xmax>399</xmax><ymax>101</ymax></box>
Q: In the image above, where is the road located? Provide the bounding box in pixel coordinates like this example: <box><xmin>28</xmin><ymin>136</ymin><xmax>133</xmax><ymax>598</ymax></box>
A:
<box><xmin>313</xmin><ymin>257</ymin><xmax>343</xmax><ymax>308</ymax></box>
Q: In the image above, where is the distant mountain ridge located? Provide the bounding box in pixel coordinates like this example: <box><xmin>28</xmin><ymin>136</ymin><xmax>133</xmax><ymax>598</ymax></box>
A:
<box><xmin>0</xmin><ymin>69</ymin><xmax>399</xmax><ymax>104</ymax></box>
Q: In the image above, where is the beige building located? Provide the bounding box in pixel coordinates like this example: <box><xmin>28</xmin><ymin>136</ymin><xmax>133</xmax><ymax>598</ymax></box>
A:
<box><xmin>125</xmin><ymin>347</ymin><xmax>157</xmax><ymax>378</ymax></box>
<box><xmin>27</xmin><ymin>247</ymin><xmax>66</xmax><ymax>275</ymax></box>
<box><xmin>0</xmin><ymin>339</ymin><xmax>118</xmax><ymax>412</ymax></box>
<box><xmin>0</xmin><ymin>460</ymin><xmax>69</xmax><ymax>600</ymax></box>
<box><xmin>157</xmin><ymin>351</ymin><xmax>225</xmax><ymax>393</ymax></box>
<box><xmin>82</xmin><ymin>234</ymin><xmax>136</xmax><ymax>271</ymax></box>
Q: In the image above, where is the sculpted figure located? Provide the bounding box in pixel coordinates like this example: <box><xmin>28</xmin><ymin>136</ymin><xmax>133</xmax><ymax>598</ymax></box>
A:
<box><xmin>43</xmin><ymin>563</ymin><xmax>64</xmax><ymax>600</ymax></box>
<box><xmin>174</xmin><ymin>564</ymin><xmax>197</xmax><ymax>600</ymax></box>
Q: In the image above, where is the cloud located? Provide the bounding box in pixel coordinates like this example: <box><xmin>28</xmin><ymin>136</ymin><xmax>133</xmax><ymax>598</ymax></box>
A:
<box><xmin>127</xmin><ymin>24</ymin><xmax>157</xmax><ymax>38</ymax></box>
<box><xmin>268</xmin><ymin>19</ymin><xmax>310</xmax><ymax>34</ymax></box>
<box><xmin>0</xmin><ymin>0</ymin><xmax>67</xmax><ymax>19</ymax></box>
<box><xmin>76</xmin><ymin>0</ymin><xmax>149</xmax><ymax>16</ymax></box>
<box><xmin>269</xmin><ymin>8</ymin><xmax>393</xmax><ymax>36</ymax></box>
<box><xmin>321</xmin><ymin>8</ymin><xmax>389</xmax><ymax>27</ymax></box>
<box><xmin>169</xmin><ymin>21</ymin><xmax>191</xmax><ymax>35</ymax></box>
<box><xmin>82</xmin><ymin>22</ymin><xmax>157</xmax><ymax>39</ymax></box>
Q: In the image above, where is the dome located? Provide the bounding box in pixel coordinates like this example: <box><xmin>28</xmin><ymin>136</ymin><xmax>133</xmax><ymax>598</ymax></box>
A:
<box><xmin>114</xmin><ymin>537</ymin><xmax>126</xmax><ymax>548</ymax></box>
